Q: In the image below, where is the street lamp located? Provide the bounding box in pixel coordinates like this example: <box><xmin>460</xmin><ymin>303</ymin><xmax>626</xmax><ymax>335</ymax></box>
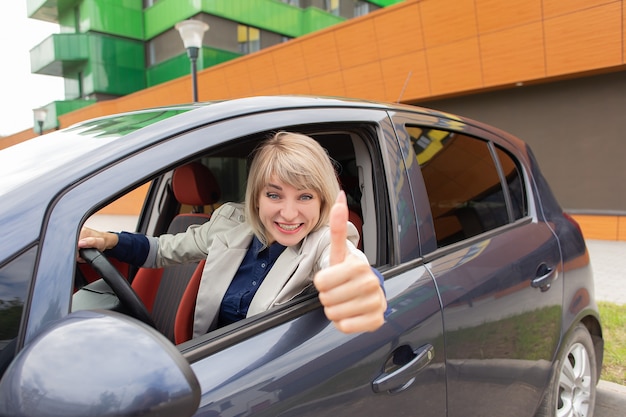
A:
<box><xmin>33</xmin><ymin>107</ymin><xmax>48</xmax><ymax>136</ymax></box>
<box><xmin>175</xmin><ymin>19</ymin><xmax>209</xmax><ymax>103</ymax></box>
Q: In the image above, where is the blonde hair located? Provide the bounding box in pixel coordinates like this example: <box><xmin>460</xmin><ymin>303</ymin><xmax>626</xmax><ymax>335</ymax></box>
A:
<box><xmin>245</xmin><ymin>131</ymin><xmax>340</xmax><ymax>247</ymax></box>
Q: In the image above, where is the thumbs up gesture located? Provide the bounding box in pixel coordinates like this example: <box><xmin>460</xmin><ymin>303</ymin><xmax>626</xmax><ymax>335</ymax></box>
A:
<box><xmin>313</xmin><ymin>192</ymin><xmax>387</xmax><ymax>333</ymax></box>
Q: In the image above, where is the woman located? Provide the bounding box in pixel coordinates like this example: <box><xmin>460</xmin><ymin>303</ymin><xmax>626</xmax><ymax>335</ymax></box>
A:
<box><xmin>79</xmin><ymin>131</ymin><xmax>387</xmax><ymax>337</ymax></box>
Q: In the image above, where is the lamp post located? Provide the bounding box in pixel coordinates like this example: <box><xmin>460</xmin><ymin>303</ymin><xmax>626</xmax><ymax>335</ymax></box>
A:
<box><xmin>175</xmin><ymin>19</ymin><xmax>209</xmax><ymax>103</ymax></box>
<box><xmin>33</xmin><ymin>107</ymin><xmax>48</xmax><ymax>136</ymax></box>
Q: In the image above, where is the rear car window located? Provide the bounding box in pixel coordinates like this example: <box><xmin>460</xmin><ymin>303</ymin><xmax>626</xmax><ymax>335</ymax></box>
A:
<box><xmin>407</xmin><ymin>127</ymin><xmax>527</xmax><ymax>247</ymax></box>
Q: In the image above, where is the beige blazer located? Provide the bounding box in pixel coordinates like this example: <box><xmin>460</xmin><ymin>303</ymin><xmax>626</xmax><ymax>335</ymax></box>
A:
<box><xmin>149</xmin><ymin>203</ymin><xmax>363</xmax><ymax>337</ymax></box>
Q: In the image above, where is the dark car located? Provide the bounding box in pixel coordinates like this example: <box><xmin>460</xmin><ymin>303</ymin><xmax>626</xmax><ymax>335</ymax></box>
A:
<box><xmin>0</xmin><ymin>96</ymin><xmax>603</xmax><ymax>417</ymax></box>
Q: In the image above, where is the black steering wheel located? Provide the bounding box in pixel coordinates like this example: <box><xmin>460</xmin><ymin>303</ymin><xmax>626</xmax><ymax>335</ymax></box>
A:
<box><xmin>79</xmin><ymin>248</ymin><xmax>156</xmax><ymax>328</ymax></box>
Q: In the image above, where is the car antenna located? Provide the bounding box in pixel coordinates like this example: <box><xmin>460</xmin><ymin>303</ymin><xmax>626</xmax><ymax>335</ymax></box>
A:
<box><xmin>397</xmin><ymin>70</ymin><xmax>413</xmax><ymax>103</ymax></box>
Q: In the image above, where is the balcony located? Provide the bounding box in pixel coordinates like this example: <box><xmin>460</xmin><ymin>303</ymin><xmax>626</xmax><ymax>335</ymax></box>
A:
<box><xmin>30</xmin><ymin>33</ymin><xmax>146</xmax><ymax>98</ymax></box>
<box><xmin>27</xmin><ymin>0</ymin><xmax>79</xmax><ymax>23</ymax></box>
<box><xmin>30</xmin><ymin>33</ymin><xmax>89</xmax><ymax>77</ymax></box>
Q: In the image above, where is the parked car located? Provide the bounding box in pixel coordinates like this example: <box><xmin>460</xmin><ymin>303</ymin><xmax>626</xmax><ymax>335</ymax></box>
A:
<box><xmin>0</xmin><ymin>96</ymin><xmax>603</xmax><ymax>417</ymax></box>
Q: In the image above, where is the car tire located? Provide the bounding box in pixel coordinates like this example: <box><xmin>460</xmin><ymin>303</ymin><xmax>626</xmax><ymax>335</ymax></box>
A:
<box><xmin>536</xmin><ymin>323</ymin><xmax>597</xmax><ymax>417</ymax></box>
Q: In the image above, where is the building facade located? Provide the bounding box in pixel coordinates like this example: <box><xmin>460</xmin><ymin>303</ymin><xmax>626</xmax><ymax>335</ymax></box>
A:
<box><xmin>5</xmin><ymin>0</ymin><xmax>626</xmax><ymax>240</ymax></box>
<box><xmin>26</xmin><ymin>0</ymin><xmax>397</xmax><ymax>127</ymax></box>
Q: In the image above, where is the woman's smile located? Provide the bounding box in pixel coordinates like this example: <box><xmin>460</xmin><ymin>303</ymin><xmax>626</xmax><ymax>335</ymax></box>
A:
<box><xmin>276</xmin><ymin>222</ymin><xmax>303</xmax><ymax>232</ymax></box>
<box><xmin>258</xmin><ymin>178</ymin><xmax>321</xmax><ymax>246</ymax></box>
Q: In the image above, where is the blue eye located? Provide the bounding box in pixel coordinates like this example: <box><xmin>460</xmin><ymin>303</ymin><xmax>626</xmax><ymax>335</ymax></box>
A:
<box><xmin>266</xmin><ymin>192</ymin><xmax>279</xmax><ymax>199</ymax></box>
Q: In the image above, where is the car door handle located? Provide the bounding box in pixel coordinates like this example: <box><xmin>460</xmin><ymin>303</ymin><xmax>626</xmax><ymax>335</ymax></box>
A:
<box><xmin>372</xmin><ymin>343</ymin><xmax>434</xmax><ymax>394</ymax></box>
<box><xmin>531</xmin><ymin>263</ymin><xmax>558</xmax><ymax>292</ymax></box>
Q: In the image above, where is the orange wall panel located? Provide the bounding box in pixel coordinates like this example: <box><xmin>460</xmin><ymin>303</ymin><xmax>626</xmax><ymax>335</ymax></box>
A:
<box><xmin>421</xmin><ymin>0</ymin><xmax>478</xmax><ymax>48</ymax></box>
<box><xmin>0</xmin><ymin>130</ymin><xmax>35</xmax><ymax>151</ymax></box>
<box><xmin>622</xmin><ymin>3</ymin><xmax>626</xmax><ymax>64</ymax></box>
<box><xmin>380</xmin><ymin>51</ymin><xmax>430</xmax><ymax>102</ymax></box>
<box><xmin>300</xmin><ymin>32</ymin><xmax>342</xmax><ymax>78</ymax></box>
<box><xmin>96</xmin><ymin>183</ymin><xmax>150</xmax><ymax>215</ymax></box>
<box><xmin>251</xmin><ymin>82</ymin><xmax>282</xmax><ymax>96</ymax></box>
<box><xmin>246</xmin><ymin>53</ymin><xmax>279</xmax><ymax>92</ymax></box>
<box><xmin>573</xmin><ymin>214</ymin><xmax>619</xmax><ymax>240</ymax></box>
<box><xmin>372</xmin><ymin>2</ymin><xmax>424</xmax><ymax>60</ymax></box>
<box><xmin>277</xmin><ymin>79</ymin><xmax>312</xmax><ymax>95</ymax></box>
<box><xmin>342</xmin><ymin>62</ymin><xmax>386</xmax><ymax>100</ymax></box>
<box><xmin>221</xmin><ymin>61</ymin><xmax>255</xmax><ymax>98</ymax></box>
<box><xmin>544</xmin><ymin>3</ymin><xmax>623</xmax><ymax>76</ymax></box>
<box><xmin>427</xmin><ymin>38</ymin><xmax>483</xmax><ymax>96</ymax></box>
<box><xmin>475</xmin><ymin>0</ymin><xmax>542</xmax><ymax>33</ymax></box>
<box><xmin>619</xmin><ymin>216</ymin><xmax>626</xmax><ymax>241</ymax></box>
<box><xmin>334</xmin><ymin>19</ymin><xmax>382</xmax><ymax>69</ymax></box>
<box><xmin>269</xmin><ymin>43</ymin><xmax>309</xmax><ymax>85</ymax></box>
<box><xmin>125</xmin><ymin>81</ymin><xmax>187</xmax><ymax>108</ymax></box>
<box><xmin>480</xmin><ymin>22</ymin><xmax>546</xmax><ymax>86</ymax></box>
<box><xmin>199</xmin><ymin>70</ymin><xmax>233</xmax><ymax>99</ymax></box>
<box><xmin>542</xmin><ymin>0</ymin><xmax>618</xmax><ymax>18</ymax></box>
<box><xmin>307</xmin><ymin>72</ymin><xmax>346</xmax><ymax>97</ymax></box>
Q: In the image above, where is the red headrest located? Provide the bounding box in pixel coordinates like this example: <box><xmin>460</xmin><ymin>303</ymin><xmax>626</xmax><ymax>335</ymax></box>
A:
<box><xmin>172</xmin><ymin>162</ymin><xmax>221</xmax><ymax>206</ymax></box>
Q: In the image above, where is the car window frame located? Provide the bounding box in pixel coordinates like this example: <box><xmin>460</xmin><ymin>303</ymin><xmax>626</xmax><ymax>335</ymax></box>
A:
<box><xmin>25</xmin><ymin>107</ymin><xmax>394</xmax><ymax>352</ymax></box>
<box><xmin>390</xmin><ymin>111</ymin><xmax>537</xmax><ymax>256</ymax></box>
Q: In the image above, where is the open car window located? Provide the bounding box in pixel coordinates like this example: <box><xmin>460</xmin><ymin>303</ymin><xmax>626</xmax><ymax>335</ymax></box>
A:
<box><xmin>76</xmin><ymin>124</ymin><xmax>389</xmax><ymax>348</ymax></box>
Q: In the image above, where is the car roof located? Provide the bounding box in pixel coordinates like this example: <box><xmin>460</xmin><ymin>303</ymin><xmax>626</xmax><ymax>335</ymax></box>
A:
<box><xmin>1</xmin><ymin>96</ymin><xmax>400</xmax><ymax>190</ymax></box>
<box><xmin>0</xmin><ymin>95</ymin><xmax>508</xmax><ymax>260</ymax></box>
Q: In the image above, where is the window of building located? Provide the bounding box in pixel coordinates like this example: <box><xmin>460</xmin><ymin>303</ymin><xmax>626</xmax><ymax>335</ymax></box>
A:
<box><xmin>354</xmin><ymin>0</ymin><xmax>369</xmax><ymax>16</ymax></box>
<box><xmin>238</xmin><ymin>25</ymin><xmax>261</xmax><ymax>54</ymax></box>
<box><xmin>325</xmin><ymin>0</ymin><xmax>340</xmax><ymax>16</ymax></box>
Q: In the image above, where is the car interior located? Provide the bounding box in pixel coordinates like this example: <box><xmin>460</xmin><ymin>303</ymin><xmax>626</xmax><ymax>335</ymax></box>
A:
<box><xmin>74</xmin><ymin>124</ymin><xmax>386</xmax><ymax>345</ymax></box>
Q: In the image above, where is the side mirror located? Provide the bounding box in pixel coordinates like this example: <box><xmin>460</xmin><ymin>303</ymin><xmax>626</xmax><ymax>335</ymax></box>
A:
<box><xmin>0</xmin><ymin>310</ymin><xmax>200</xmax><ymax>417</ymax></box>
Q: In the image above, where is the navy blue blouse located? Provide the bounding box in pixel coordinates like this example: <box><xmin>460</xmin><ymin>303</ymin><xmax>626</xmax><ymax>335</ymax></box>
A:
<box><xmin>106</xmin><ymin>232</ymin><xmax>385</xmax><ymax>328</ymax></box>
<box><xmin>218</xmin><ymin>237</ymin><xmax>286</xmax><ymax>326</ymax></box>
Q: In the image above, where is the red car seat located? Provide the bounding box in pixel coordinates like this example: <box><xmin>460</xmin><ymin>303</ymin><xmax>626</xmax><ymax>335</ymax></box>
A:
<box><xmin>131</xmin><ymin>162</ymin><xmax>220</xmax><ymax>343</ymax></box>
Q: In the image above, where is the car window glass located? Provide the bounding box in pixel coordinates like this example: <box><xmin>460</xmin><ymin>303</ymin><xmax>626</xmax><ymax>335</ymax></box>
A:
<box><xmin>495</xmin><ymin>146</ymin><xmax>527</xmax><ymax>220</ymax></box>
<box><xmin>0</xmin><ymin>246</ymin><xmax>37</xmax><ymax>369</ymax></box>
<box><xmin>407</xmin><ymin>126</ymin><xmax>508</xmax><ymax>247</ymax></box>
<box><xmin>384</xmin><ymin>122</ymin><xmax>425</xmax><ymax>261</ymax></box>
<box><xmin>85</xmin><ymin>187</ymin><xmax>148</xmax><ymax>232</ymax></box>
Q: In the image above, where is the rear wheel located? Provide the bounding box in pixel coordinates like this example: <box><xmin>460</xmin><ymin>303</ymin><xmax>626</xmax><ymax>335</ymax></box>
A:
<box><xmin>537</xmin><ymin>323</ymin><xmax>597</xmax><ymax>417</ymax></box>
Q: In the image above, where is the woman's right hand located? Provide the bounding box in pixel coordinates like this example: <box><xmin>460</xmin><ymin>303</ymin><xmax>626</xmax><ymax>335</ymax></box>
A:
<box><xmin>78</xmin><ymin>227</ymin><xmax>119</xmax><ymax>252</ymax></box>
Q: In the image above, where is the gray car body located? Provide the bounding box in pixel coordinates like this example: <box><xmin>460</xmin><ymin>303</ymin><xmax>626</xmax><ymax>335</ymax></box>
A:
<box><xmin>0</xmin><ymin>96</ymin><xmax>602</xmax><ymax>417</ymax></box>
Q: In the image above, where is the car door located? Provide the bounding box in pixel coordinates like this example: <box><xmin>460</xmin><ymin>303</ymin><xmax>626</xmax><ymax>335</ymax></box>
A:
<box><xmin>174</xmin><ymin>114</ymin><xmax>446</xmax><ymax>416</ymax></box>
<box><xmin>391</xmin><ymin>112</ymin><xmax>564</xmax><ymax>417</ymax></box>
<box><xmin>27</xmin><ymin>107</ymin><xmax>446</xmax><ymax>416</ymax></box>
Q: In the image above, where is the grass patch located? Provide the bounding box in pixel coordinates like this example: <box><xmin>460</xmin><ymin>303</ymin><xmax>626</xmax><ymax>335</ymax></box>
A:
<box><xmin>598</xmin><ymin>301</ymin><xmax>626</xmax><ymax>385</ymax></box>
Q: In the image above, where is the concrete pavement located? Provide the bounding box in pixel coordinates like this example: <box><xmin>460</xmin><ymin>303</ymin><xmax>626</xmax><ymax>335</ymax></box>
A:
<box><xmin>586</xmin><ymin>239</ymin><xmax>626</xmax><ymax>305</ymax></box>
<box><xmin>585</xmin><ymin>239</ymin><xmax>626</xmax><ymax>416</ymax></box>
<box><xmin>596</xmin><ymin>380</ymin><xmax>626</xmax><ymax>417</ymax></box>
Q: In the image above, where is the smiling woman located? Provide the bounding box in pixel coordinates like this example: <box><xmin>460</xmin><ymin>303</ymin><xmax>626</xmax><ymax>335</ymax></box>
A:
<box><xmin>77</xmin><ymin>130</ymin><xmax>386</xmax><ymax>338</ymax></box>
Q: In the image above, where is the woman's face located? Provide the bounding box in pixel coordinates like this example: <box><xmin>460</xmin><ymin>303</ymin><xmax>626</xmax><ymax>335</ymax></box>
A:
<box><xmin>258</xmin><ymin>177</ymin><xmax>321</xmax><ymax>246</ymax></box>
